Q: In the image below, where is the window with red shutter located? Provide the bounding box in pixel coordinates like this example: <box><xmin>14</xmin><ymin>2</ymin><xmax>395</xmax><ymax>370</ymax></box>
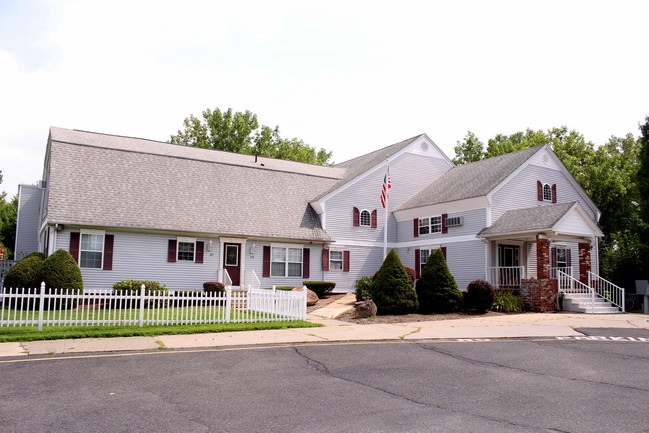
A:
<box><xmin>195</xmin><ymin>241</ymin><xmax>204</xmax><ymax>264</ymax></box>
<box><xmin>70</xmin><ymin>232</ymin><xmax>80</xmax><ymax>263</ymax></box>
<box><xmin>537</xmin><ymin>180</ymin><xmax>543</xmax><ymax>201</ymax></box>
<box><xmin>371</xmin><ymin>210</ymin><xmax>377</xmax><ymax>228</ymax></box>
<box><xmin>103</xmin><ymin>235</ymin><xmax>114</xmax><ymax>270</ymax></box>
<box><xmin>343</xmin><ymin>250</ymin><xmax>350</xmax><ymax>272</ymax></box>
<box><xmin>441</xmin><ymin>213</ymin><xmax>448</xmax><ymax>234</ymax></box>
<box><xmin>414</xmin><ymin>249</ymin><xmax>421</xmax><ymax>279</ymax></box>
<box><xmin>551</xmin><ymin>184</ymin><xmax>557</xmax><ymax>203</ymax></box>
<box><xmin>413</xmin><ymin>219</ymin><xmax>419</xmax><ymax>238</ymax></box>
<box><xmin>353</xmin><ymin>207</ymin><xmax>360</xmax><ymax>226</ymax></box>
<box><xmin>322</xmin><ymin>249</ymin><xmax>330</xmax><ymax>271</ymax></box>
<box><xmin>302</xmin><ymin>248</ymin><xmax>310</xmax><ymax>279</ymax></box>
<box><xmin>168</xmin><ymin>240</ymin><xmax>177</xmax><ymax>262</ymax></box>
<box><xmin>263</xmin><ymin>246</ymin><xmax>271</xmax><ymax>277</ymax></box>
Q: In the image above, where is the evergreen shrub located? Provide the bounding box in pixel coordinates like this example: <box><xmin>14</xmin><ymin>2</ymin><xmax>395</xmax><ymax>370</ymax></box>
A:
<box><xmin>38</xmin><ymin>249</ymin><xmax>84</xmax><ymax>309</ymax></box>
<box><xmin>415</xmin><ymin>248</ymin><xmax>462</xmax><ymax>314</ymax></box>
<box><xmin>113</xmin><ymin>279</ymin><xmax>169</xmax><ymax>308</ymax></box>
<box><xmin>369</xmin><ymin>249</ymin><xmax>418</xmax><ymax>315</ymax></box>
<box><xmin>303</xmin><ymin>281</ymin><xmax>336</xmax><ymax>298</ymax></box>
<box><xmin>3</xmin><ymin>253</ymin><xmax>45</xmax><ymax>290</ymax></box>
<box><xmin>354</xmin><ymin>276</ymin><xmax>374</xmax><ymax>301</ymax></box>
<box><xmin>203</xmin><ymin>281</ymin><xmax>226</xmax><ymax>293</ymax></box>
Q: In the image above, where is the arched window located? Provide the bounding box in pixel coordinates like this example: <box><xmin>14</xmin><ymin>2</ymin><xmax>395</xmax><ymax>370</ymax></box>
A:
<box><xmin>360</xmin><ymin>210</ymin><xmax>371</xmax><ymax>226</ymax></box>
<box><xmin>543</xmin><ymin>183</ymin><xmax>552</xmax><ymax>201</ymax></box>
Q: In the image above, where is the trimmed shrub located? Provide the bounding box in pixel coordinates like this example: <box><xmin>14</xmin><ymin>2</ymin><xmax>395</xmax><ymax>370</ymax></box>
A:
<box><xmin>415</xmin><ymin>248</ymin><xmax>462</xmax><ymax>314</ymax></box>
<box><xmin>113</xmin><ymin>280</ymin><xmax>169</xmax><ymax>309</ymax></box>
<box><xmin>3</xmin><ymin>253</ymin><xmax>45</xmax><ymax>290</ymax></box>
<box><xmin>464</xmin><ymin>280</ymin><xmax>496</xmax><ymax>313</ymax></box>
<box><xmin>203</xmin><ymin>281</ymin><xmax>226</xmax><ymax>293</ymax></box>
<box><xmin>38</xmin><ymin>249</ymin><xmax>84</xmax><ymax>310</ymax></box>
<box><xmin>354</xmin><ymin>276</ymin><xmax>374</xmax><ymax>301</ymax></box>
<box><xmin>370</xmin><ymin>249</ymin><xmax>418</xmax><ymax>315</ymax></box>
<box><xmin>303</xmin><ymin>281</ymin><xmax>336</xmax><ymax>298</ymax></box>
<box><xmin>492</xmin><ymin>290</ymin><xmax>525</xmax><ymax>312</ymax></box>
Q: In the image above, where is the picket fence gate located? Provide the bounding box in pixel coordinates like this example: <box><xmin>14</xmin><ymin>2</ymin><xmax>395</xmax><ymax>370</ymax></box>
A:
<box><xmin>0</xmin><ymin>283</ymin><xmax>307</xmax><ymax>331</ymax></box>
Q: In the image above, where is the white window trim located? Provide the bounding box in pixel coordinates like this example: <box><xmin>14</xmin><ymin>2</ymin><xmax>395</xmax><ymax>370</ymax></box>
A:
<box><xmin>542</xmin><ymin>183</ymin><xmax>552</xmax><ymax>202</ymax></box>
<box><xmin>329</xmin><ymin>249</ymin><xmax>344</xmax><ymax>271</ymax></box>
<box><xmin>359</xmin><ymin>209</ymin><xmax>371</xmax><ymax>227</ymax></box>
<box><xmin>80</xmin><ymin>229</ymin><xmax>105</xmax><ymax>269</ymax></box>
<box><xmin>270</xmin><ymin>243</ymin><xmax>304</xmax><ymax>277</ymax></box>
<box><xmin>419</xmin><ymin>216</ymin><xmax>442</xmax><ymax>235</ymax></box>
<box><xmin>177</xmin><ymin>236</ymin><xmax>197</xmax><ymax>262</ymax></box>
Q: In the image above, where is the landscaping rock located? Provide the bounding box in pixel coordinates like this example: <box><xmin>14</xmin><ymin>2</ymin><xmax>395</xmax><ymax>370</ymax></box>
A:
<box><xmin>293</xmin><ymin>287</ymin><xmax>319</xmax><ymax>306</ymax></box>
<box><xmin>354</xmin><ymin>300</ymin><xmax>377</xmax><ymax>318</ymax></box>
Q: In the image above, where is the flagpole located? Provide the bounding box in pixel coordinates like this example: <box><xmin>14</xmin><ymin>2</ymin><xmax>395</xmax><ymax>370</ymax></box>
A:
<box><xmin>383</xmin><ymin>164</ymin><xmax>389</xmax><ymax>259</ymax></box>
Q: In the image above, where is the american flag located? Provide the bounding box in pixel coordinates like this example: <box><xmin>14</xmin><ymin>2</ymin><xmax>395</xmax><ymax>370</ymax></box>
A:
<box><xmin>380</xmin><ymin>171</ymin><xmax>392</xmax><ymax>208</ymax></box>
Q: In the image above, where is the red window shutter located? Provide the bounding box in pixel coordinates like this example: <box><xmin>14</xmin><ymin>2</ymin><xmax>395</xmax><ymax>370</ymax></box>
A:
<box><xmin>70</xmin><ymin>232</ymin><xmax>80</xmax><ymax>263</ymax></box>
<box><xmin>413</xmin><ymin>218</ymin><xmax>419</xmax><ymax>238</ymax></box>
<box><xmin>551</xmin><ymin>184</ymin><xmax>557</xmax><ymax>203</ymax></box>
<box><xmin>550</xmin><ymin>247</ymin><xmax>557</xmax><ymax>269</ymax></box>
<box><xmin>414</xmin><ymin>249</ymin><xmax>421</xmax><ymax>279</ymax></box>
<box><xmin>353</xmin><ymin>207</ymin><xmax>360</xmax><ymax>227</ymax></box>
<box><xmin>195</xmin><ymin>241</ymin><xmax>204</xmax><ymax>264</ymax></box>
<box><xmin>441</xmin><ymin>246</ymin><xmax>447</xmax><ymax>260</ymax></box>
<box><xmin>566</xmin><ymin>248</ymin><xmax>572</xmax><ymax>268</ymax></box>
<box><xmin>303</xmin><ymin>248</ymin><xmax>310</xmax><ymax>279</ymax></box>
<box><xmin>168</xmin><ymin>240</ymin><xmax>177</xmax><ymax>262</ymax></box>
<box><xmin>442</xmin><ymin>213</ymin><xmax>448</xmax><ymax>234</ymax></box>
<box><xmin>343</xmin><ymin>250</ymin><xmax>350</xmax><ymax>272</ymax></box>
<box><xmin>322</xmin><ymin>249</ymin><xmax>330</xmax><ymax>271</ymax></box>
<box><xmin>103</xmin><ymin>235</ymin><xmax>114</xmax><ymax>270</ymax></box>
<box><xmin>371</xmin><ymin>210</ymin><xmax>377</xmax><ymax>228</ymax></box>
<box><xmin>263</xmin><ymin>246</ymin><xmax>271</xmax><ymax>277</ymax></box>
<box><xmin>537</xmin><ymin>180</ymin><xmax>543</xmax><ymax>201</ymax></box>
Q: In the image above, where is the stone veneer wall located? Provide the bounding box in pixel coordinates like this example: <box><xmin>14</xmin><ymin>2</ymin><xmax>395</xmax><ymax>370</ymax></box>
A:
<box><xmin>520</xmin><ymin>278</ymin><xmax>557</xmax><ymax>312</ymax></box>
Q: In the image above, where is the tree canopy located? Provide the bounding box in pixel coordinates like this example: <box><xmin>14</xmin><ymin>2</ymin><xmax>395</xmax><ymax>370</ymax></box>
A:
<box><xmin>0</xmin><ymin>171</ymin><xmax>17</xmax><ymax>259</ymax></box>
<box><xmin>453</xmin><ymin>125</ymin><xmax>644</xmax><ymax>290</ymax></box>
<box><xmin>170</xmin><ymin>108</ymin><xmax>333</xmax><ymax>165</ymax></box>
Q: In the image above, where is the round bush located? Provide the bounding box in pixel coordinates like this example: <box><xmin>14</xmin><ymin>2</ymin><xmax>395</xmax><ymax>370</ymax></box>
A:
<box><xmin>203</xmin><ymin>281</ymin><xmax>226</xmax><ymax>293</ymax></box>
<box><xmin>37</xmin><ymin>249</ymin><xmax>83</xmax><ymax>310</ymax></box>
<box><xmin>464</xmin><ymin>280</ymin><xmax>496</xmax><ymax>312</ymax></box>
<box><xmin>303</xmin><ymin>281</ymin><xmax>336</xmax><ymax>298</ymax></box>
<box><xmin>370</xmin><ymin>249</ymin><xmax>418</xmax><ymax>315</ymax></box>
<box><xmin>354</xmin><ymin>276</ymin><xmax>374</xmax><ymax>301</ymax></box>
<box><xmin>3</xmin><ymin>253</ymin><xmax>45</xmax><ymax>290</ymax></box>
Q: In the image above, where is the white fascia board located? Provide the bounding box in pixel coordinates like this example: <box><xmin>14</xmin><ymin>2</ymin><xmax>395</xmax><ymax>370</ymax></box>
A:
<box><xmin>309</xmin><ymin>200</ymin><xmax>324</xmax><ymax>215</ymax></box>
<box><xmin>526</xmin><ymin>146</ymin><xmax>601</xmax><ymax>221</ymax></box>
<box><xmin>394</xmin><ymin>196</ymin><xmax>489</xmax><ymax>222</ymax></box>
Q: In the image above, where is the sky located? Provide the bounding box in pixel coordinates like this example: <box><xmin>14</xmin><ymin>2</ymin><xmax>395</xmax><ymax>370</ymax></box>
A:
<box><xmin>1</xmin><ymin>0</ymin><xmax>648</xmax><ymax>197</ymax></box>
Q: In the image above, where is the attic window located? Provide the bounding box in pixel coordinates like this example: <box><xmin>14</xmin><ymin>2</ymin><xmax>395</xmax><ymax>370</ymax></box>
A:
<box><xmin>360</xmin><ymin>210</ymin><xmax>371</xmax><ymax>226</ymax></box>
<box><xmin>543</xmin><ymin>184</ymin><xmax>552</xmax><ymax>201</ymax></box>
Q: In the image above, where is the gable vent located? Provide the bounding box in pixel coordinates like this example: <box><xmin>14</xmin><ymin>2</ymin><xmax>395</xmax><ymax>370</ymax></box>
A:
<box><xmin>445</xmin><ymin>216</ymin><xmax>463</xmax><ymax>227</ymax></box>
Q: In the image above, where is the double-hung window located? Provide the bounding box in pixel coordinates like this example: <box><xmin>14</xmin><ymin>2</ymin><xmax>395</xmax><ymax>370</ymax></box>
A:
<box><xmin>419</xmin><ymin>248</ymin><xmax>431</xmax><ymax>276</ymax></box>
<box><xmin>329</xmin><ymin>250</ymin><xmax>343</xmax><ymax>270</ymax></box>
<box><xmin>271</xmin><ymin>246</ymin><xmax>303</xmax><ymax>277</ymax></box>
<box><xmin>80</xmin><ymin>231</ymin><xmax>104</xmax><ymax>269</ymax></box>
<box><xmin>177</xmin><ymin>237</ymin><xmax>196</xmax><ymax>261</ymax></box>
<box><xmin>419</xmin><ymin>216</ymin><xmax>442</xmax><ymax>235</ymax></box>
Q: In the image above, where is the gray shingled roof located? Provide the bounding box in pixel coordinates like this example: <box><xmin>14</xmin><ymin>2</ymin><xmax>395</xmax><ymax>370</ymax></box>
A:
<box><xmin>477</xmin><ymin>202</ymin><xmax>577</xmax><ymax>237</ymax></box>
<box><xmin>397</xmin><ymin>145</ymin><xmax>543</xmax><ymax>210</ymax></box>
<box><xmin>46</xmin><ymin>128</ymin><xmax>343</xmax><ymax>241</ymax></box>
<box><xmin>312</xmin><ymin>134</ymin><xmax>424</xmax><ymax>200</ymax></box>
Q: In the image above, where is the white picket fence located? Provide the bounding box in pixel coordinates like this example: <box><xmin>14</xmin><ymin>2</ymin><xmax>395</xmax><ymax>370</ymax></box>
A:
<box><xmin>0</xmin><ymin>283</ymin><xmax>307</xmax><ymax>330</ymax></box>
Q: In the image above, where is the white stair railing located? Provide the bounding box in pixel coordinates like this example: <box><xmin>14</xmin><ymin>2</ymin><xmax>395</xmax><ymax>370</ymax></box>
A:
<box><xmin>557</xmin><ymin>270</ymin><xmax>597</xmax><ymax>314</ymax></box>
<box><xmin>222</xmin><ymin>268</ymin><xmax>233</xmax><ymax>290</ymax></box>
<box><xmin>487</xmin><ymin>266</ymin><xmax>525</xmax><ymax>288</ymax></box>
<box><xmin>244</xmin><ymin>269</ymin><xmax>261</xmax><ymax>291</ymax></box>
<box><xmin>588</xmin><ymin>271</ymin><xmax>625</xmax><ymax>312</ymax></box>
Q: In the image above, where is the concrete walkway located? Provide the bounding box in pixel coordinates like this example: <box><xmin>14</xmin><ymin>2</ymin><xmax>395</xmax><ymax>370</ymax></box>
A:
<box><xmin>2</xmin><ymin>293</ymin><xmax>648</xmax><ymax>357</ymax></box>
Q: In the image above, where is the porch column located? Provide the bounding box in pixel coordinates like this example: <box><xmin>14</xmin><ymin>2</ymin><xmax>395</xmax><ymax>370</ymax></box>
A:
<box><xmin>536</xmin><ymin>235</ymin><xmax>550</xmax><ymax>279</ymax></box>
<box><xmin>578</xmin><ymin>242</ymin><xmax>591</xmax><ymax>285</ymax></box>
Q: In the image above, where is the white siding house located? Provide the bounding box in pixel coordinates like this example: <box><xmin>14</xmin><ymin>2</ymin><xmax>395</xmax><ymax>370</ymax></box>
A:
<box><xmin>15</xmin><ymin>128</ymin><xmax>604</xmax><ymax>296</ymax></box>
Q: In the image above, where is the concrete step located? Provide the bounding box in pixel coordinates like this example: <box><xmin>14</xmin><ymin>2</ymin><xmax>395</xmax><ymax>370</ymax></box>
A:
<box><xmin>563</xmin><ymin>294</ymin><xmax>621</xmax><ymax>314</ymax></box>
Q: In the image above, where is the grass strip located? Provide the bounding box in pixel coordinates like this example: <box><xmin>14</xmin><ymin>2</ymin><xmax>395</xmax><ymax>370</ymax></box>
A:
<box><xmin>0</xmin><ymin>320</ymin><xmax>320</xmax><ymax>343</ymax></box>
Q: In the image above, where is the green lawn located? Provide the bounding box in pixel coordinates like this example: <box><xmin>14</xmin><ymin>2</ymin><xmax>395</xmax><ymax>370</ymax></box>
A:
<box><xmin>0</xmin><ymin>320</ymin><xmax>319</xmax><ymax>343</ymax></box>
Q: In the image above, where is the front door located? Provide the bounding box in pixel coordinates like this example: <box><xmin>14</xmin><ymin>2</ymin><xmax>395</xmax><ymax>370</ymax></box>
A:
<box><xmin>498</xmin><ymin>244</ymin><xmax>520</xmax><ymax>286</ymax></box>
<box><xmin>223</xmin><ymin>243</ymin><xmax>241</xmax><ymax>286</ymax></box>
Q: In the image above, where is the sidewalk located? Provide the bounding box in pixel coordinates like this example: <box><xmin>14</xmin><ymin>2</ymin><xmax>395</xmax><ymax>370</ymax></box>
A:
<box><xmin>2</xmin><ymin>293</ymin><xmax>648</xmax><ymax>357</ymax></box>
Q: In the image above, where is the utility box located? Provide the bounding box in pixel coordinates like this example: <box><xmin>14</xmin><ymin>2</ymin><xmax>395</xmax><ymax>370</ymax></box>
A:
<box><xmin>636</xmin><ymin>280</ymin><xmax>649</xmax><ymax>295</ymax></box>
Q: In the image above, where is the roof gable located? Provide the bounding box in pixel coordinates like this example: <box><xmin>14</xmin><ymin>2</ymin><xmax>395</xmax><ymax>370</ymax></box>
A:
<box><xmin>397</xmin><ymin>145</ymin><xmax>543</xmax><ymax>211</ymax></box>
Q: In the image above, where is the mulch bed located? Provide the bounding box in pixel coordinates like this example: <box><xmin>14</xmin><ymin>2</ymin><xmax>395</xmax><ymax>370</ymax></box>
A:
<box><xmin>307</xmin><ymin>293</ymin><xmax>520</xmax><ymax>323</ymax></box>
<box><xmin>335</xmin><ymin>310</ymin><xmax>515</xmax><ymax>324</ymax></box>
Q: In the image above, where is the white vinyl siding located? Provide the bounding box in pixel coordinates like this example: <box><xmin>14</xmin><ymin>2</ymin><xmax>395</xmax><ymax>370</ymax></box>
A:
<box><xmin>15</xmin><ymin>185</ymin><xmax>44</xmax><ymax>256</ymax></box>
